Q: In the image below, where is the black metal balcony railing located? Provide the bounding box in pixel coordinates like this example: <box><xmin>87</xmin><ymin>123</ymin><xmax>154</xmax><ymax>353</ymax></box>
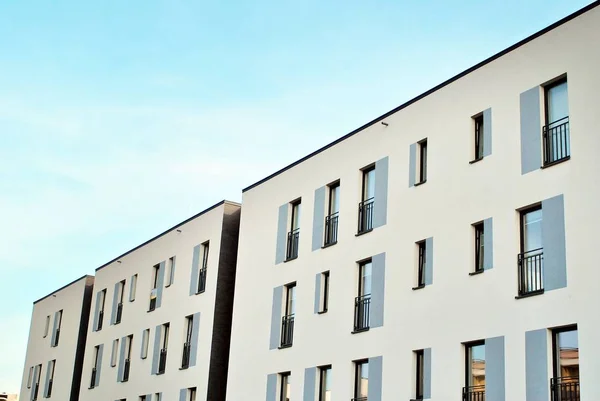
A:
<box><xmin>32</xmin><ymin>383</ymin><xmax>39</xmax><ymax>401</ymax></box>
<box><xmin>181</xmin><ymin>342</ymin><xmax>191</xmax><ymax>369</ymax></box>
<box><xmin>462</xmin><ymin>385</ymin><xmax>485</xmax><ymax>401</ymax></box>
<box><xmin>353</xmin><ymin>294</ymin><xmax>371</xmax><ymax>332</ymax></box>
<box><xmin>197</xmin><ymin>267</ymin><xmax>207</xmax><ymax>294</ymax></box>
<box><xmin>518</xmin><ymin>248</ymin><xmax>544</xmax><ymax>296</ymax></box>
<box><xmin>158</xmin><ymin>348</ymin><xmax>167</xmax><ymax>374</ymax></box>
<box><xmin>551</xmin><ymin>376</ymin><xmax>580</xmax><ymax>401</ymax></box>
<box><xmin>543</xmin><ymin>116</ymin><xmax>570</xmax><ymax>165</ymax></box>
<box><xmin>324</xmin><ymin>212</ymin><xmax>339</xmax><ymax>246</ymax></box>
<box><xmin>90</xmin><ymin>368</ymin><xmax>97</xmax><ymax>389</ymax></box>
<box><xmin>116</xmin><ymin>302</ymin><xmax>123</xmax><ymax>324</ymax></box>
<box><xmin>121</xmin><ymin>358</ymin><xmax>130</xmax><ymax>382</ymax></box>
<box><xmin>97</xmin><ymin>310</ymin><xmax>104</xmax><ymax>331</ymax></box>
<box><xmin>280</xmin><ymin>314</ymin><xmax>295</xmax><ymax>347</ymax></box>
<box><xmin>357</xmin><ymin>198</ymin><xmax>374</xmax><ymax>234</ymax></box>
<box><xmin>286</xmin><ymin>228</ymin><xmax>300</xmax><ymax>260</ymax></box>
<box><xmin>149</xmin><ymin>297</ymin><xmax>157</xmax><ymax>312</ymax></box>
<box><xmin>54</xmin><ymin>328</ymin><xmax>60</xmax><ymax>346</ymax></box>
<box><xmin>47</xmin><ymin>379</ymin><xmax>53</xmax><ymax>397</ymax></box>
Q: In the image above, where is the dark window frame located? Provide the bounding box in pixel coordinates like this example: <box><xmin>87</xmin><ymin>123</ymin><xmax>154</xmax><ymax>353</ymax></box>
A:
<box><xmin>551</xmin><ymin>325</ymin><xmax>578</xmax><ymax>379</ymax></box>
<box><xmin>152</xmin><ymin>264</ymin><xmax>160</xmax><ymax>290</ymax></box>
<box><xmin>544</xmin><ymin>76</ymin><xmax>568</xmax><ymax>127</ymax></box>
<box><xmin>353</xmin><ymin>359</ymin><xmax>369</xmax><ymax>400</ymax></box>
<box><xmin>415</xmin><ymin>349</ymin><xmax>424</xmax><ymax>400</ymax></box>
<box><xmin>318</xmin><ymin>365</ymin><xmax>332</xmax><ymax>401</ymax></box>
<box><xmin>361</xmin><ymin>165</ymin><xmax>375</xmax><ymax>202</ymax></box>
<box><xmin>321</xmin><ymin>271</ymin><xmax>330</xmax><ymax>313</ymax></box>
<box><xmin>473</xmin><ymin>114</ymin><xmax>484</xmax><ymax>161</ymax></box>
<box><xmin>464</xmin><ymin>340</ymin><xmax>486</xmax><ymax>388</ymax></box>
<box><xmin>279</xmin><ymin>372</ymin><xmax>291</xmax><ymax>401</ymax></box>
<box><xmin>418</xmin><ymin>138</ymin><xmax>428</xmax><ymax>184</ymax></box>
<box><xmin>416</xmin><ymin>241</ymin><xmax>427</xmax><ymax>287</ymax></box>
<box><xmin>519</xmin><ymin>204</ymin><xmax>542</xmax><ymax>254</ymax></box>
<box><xmin>474</xmin><ymin>222</ymin><xmax>485</xmax><ymax>273</ymax></box>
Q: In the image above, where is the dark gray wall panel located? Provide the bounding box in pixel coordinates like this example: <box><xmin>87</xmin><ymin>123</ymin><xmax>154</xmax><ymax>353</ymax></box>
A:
<box><xmin>275</xmin><ymin>204</ymin><xmax>289</xmax><ymax>264</ymax></box>
<box><xmin>370</xmin><ymin>253</ymin><xmax>386</xmax><ymax>328</ymax></box>
<box><xmin>542</xmin><ymin>194</ymin><xmax>567</xmax><ymax>291</ymax></box>
<box><xmin>520</xmin><ymin>87</ymin><xmax>542</xmax><ymax>174</ymax></box>
<box><xmin>312</xmin><ymin>186</ymin><xmax>326</xmax><ymax>251</ymax></box>
<box><xmin>486</xmin><ymin>336</ymin><xmax>505</xmax><ymax>401</ymax></box>
<box><xmin>526</xmin><ymin>329</ymin><xmax>549</xmax><ymax>401</ymax></box>
<box><xmin>269</xmin><ymin>286</ymin><xmax>283</xmax><ymax>350</ymax></box>
<box><xmin>374</xmin><ymin>157</ymin><xmax>389</xmax><ymax>228</ymax></box>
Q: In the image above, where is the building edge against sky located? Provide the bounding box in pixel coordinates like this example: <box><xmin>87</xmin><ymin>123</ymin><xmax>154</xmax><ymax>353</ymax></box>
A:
<box><xmin>18</xmin><ymin>2</ymin><xmax>600</xmax><ymax>400</ymax></box>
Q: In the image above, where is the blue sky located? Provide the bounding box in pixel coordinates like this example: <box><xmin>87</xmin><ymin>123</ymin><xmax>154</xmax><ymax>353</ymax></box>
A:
<box><xmin>0</xmin><ymin>0</ymin><xmax>593</xmax><ymax>393</ymax></box>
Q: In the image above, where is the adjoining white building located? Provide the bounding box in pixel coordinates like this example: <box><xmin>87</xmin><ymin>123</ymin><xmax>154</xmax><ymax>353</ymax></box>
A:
<box><xmin>19</xmin><ymin>275</ymin><xmax>95</xmax><ymax>401</ymax></box>
<box><xmin>226</xmin><ymin>3</ymin><xmax>600</xmax><ymax>401</ymax></box>
<box><xmin>77</xmin><ymin>200</ymin><xmax>240</xmax><ymax>401</ymax></box>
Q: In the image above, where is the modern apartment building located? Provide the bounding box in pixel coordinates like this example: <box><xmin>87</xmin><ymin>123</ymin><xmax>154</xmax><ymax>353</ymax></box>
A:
<box><xmin>77</xmin><ymin>200</ymin><xmax>240</xmax><ymax>401</ymax></box>
<box><xmin>226</xmin><ymin>3</ymin><xmax>600</xmax><ymax>401</ymax></box>
<box><xmin>19</xmin><ymin>275</ymin><xmax>94</xmax><ymax>401</ymax></box>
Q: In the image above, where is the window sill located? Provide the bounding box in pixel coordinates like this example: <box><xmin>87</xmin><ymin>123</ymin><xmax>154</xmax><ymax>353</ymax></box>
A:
<box><xmin>322</xmin><ymin>241</ymin><xmax>337</xmax><ymax>249</ymax></box>
<box><xmin>179</xmin><ymin>366</ymin><xmax>189</xmax><ymax>371</ymax></box>
<box><xmin>88</xmin><ymin>386</ymin><xmax>95</xmax><ymax>390</ymax></box>
<box><xmin>351</xmin><ymin>327</ymin><xmax>370</xmax><ymax>334</ymax></box>
<box><xmin>355</xmin><ymin>229</ymin><xmax>373</xmax><ymax>237</ymax></box>
<box><xmin>515</xmin><ymin>289</ymin><xmax>545</xmax><ymax>299</ymax></box>
<box><xmin>469</xmin><ymin>270</ymin><xmax>484</xmax><ymax>276</ymax></box>
<box><xmin>412</xmin><ymin>284</ymin><xmax>426</xmax><ymax>291</ymax></box>
<box><xmin>414</xmin><ymin>180</ymin><xmax>427</xmax><ymax>187</ymax></box>
<box><xmin>156</xmin><ymin>371</ymin><xmax>165</xmax><ymax>376</ymax></box>
<box><xmin>317</xmin><ymin>310</ymin><xmax>328</xmax><ymax>315</ymax></box>
<box><xmin>469</xmin><ymin>157</ymin><xmax>484</xmax><ymax>164</ymax></box>
<box><xmin>278</xmin><ymin>344</ymin><xmax>293</xmax><ymax>350</ymax></box>
<box><xmin>541</xmin><ymin>156</ymin><xmax>570</xmax><ymax>169</ymax></box>
<box><xmin>284</xmin><ymin>256</ymin><xmax>298</xmax><ymax>263</ymax></box>
<box><xmin>194</xmin><ymin>290</ymin><xmax>206</xmax><ymax>295</ymax></box>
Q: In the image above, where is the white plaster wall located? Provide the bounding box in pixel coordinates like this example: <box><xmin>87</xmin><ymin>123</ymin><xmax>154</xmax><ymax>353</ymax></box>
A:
<box><xmin>227</xmin><ymin>7</ymin><xmax>600</xmax><ymax>401</ymax></box>
<box><xmin>78</xmin><ymin>202</ymin><xmax>236</xmax><ymax>401</ymax></box>
<box><xmin>19</xmin><ymin>276</ymin><xmax>93</xmax><ymax>401</ymax></box>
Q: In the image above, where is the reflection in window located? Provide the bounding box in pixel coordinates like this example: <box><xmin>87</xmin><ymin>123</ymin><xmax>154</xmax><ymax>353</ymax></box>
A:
<box><xmin>354</xmin><ymin>361</ymin><xmax>369</xmax><ymax>400</ymax></box>
<box><xmin>319</xmin><ymin>366</ymin><xmax>331</xmax><ymax>401</ymax></box>
<box><xmin>280</xmin><ymin>373</ymin><xmax>291</xmax><ymax>401</ymax></box>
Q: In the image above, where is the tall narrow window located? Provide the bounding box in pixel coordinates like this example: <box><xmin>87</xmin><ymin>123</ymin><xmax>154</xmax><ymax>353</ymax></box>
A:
<box><xmin>149</xmin><ymin>264</ymin><xmax>160</xmax><ymax>311</ymax></box>
<box><xmin>353</xmin><ymin>361</ymin><xmax>368</xmax><ymax>401</ymax></box>
<box><xmin>198</xmin><ymin>242</ymin><xmax>209</xmax><ymax>293</ymax></box>
<box><xmin>319</xmin><ymin>271</ymin><xmax>330</xmax><ymax>313</ymax></box>
<box><xmin>418</xmin><ymin>139</ymin><xmax>428</xmax><ymax>184</ymax></box>
<box><xmin>123</xmin><ymin>334</ymin><xmax>133</xmax><ymax>382</ymax></box>
<box><xmin>280</xmin><ymin>284</ymin><xmax>296</xmax><ymax>348</ymax></box>
<box><xmin>324</xmin><ymin>182</ymin><xmax>340</xmax><ymax>246</ymax></box>
<box><xmin>463</xmin><ymin>341</ymin><xmax>486</xmax><ymax>401</ymax></box>
<box><xmin>354</xmin><ymin>260</ymin><xmax>371</xmax><ymax>332</ymax></box>
<box><xmin>166</xmin><ymin>256</ymin><xmax>175</xmax><ymax>287</ymax></box>
<box><xmin>90</xmin><ymin>346</ymin><xmax>100</xmax><ymax>389</ymax></box>
<box><xmin>551</xmin><ymin>326</ymin><xmax>579</xmax><ymax>401</ymax></box>
<box><xmin>188</xmin><ymin>387</ymin><xmax>197</xmax><ymax>401</ymax></box>
<box><xmin>129</xmin><ymin>274</ymin><xmax>137</xmax><ymax>302</ymax></box>
<box><xmin>43</xmin><ymin>315</ymin><xmax>50</xmax><ymax>338</ymax></box>
<box><xmin>473</xmin><ymin>114</ymin><xmax>484</xmax><ymax>161</ymax></box>
<box><xmin>45</xmin><ymin>359</ymin><xmax>55</xmax><ymax>397</ymax></box>
<box><xmin>415</xmin><ymin>350</ymin><xmax>424</xmax><ymax>400</ymax></box>
<box><xmin>182</xmin><ymin>315</ymin><xmax>193</xmax><ymax>369</ymax></box>
<box><xmin>116</xmin><ymin>280</ymin><xmax>125</xmax><ymax>324</ymax></box>
<box><xmin>32</xmin><ymin>364</ymin><xmax>41</xmax><ymax>401</ymax></box>
<box><xmin>111</xmin><ymin>339</ymin><xmax>119</xmax><ymax>367</ymax></box>
<box><xmin>319</xmin><ymin>366</ymin><xmax>331</xmax><ymax>401</ymax></box>
<box><xmin>286</xmin><ymin>201</ymin><xmax>301</xmax><ymax>261</ymax></box>
<box><xmin>98</xmin><ymin>289</ymin><xmax>106</xmax><ymax>330</ymax></box>
<box><xmin>280</xmin><ymin>373</ymin><xmax>291</xmax><ymax>401</ymax></box>
<box><xmin>416</xmin><ymin>241</ymin><xmax>427</xmax><ymax>288</ymax></box>
<box><xmin>141</xmin><ymin>328</ymin><xmax>150</xmax><ymax>359</ymax></box>
<box><xmin>358</xmin><ymin>167</ymin><xmax>375</xmax><ymax>234</ymax></box>
<box><xmin>473</xmin><ymin>223</ymin><xmax>485</xmax><ymax>274</ymax></box>
<box><xmin>543</xmin><ymin>78</ymin><xmax>570</xmax><ymax>165</ymax></box>
<box><xmin>51</xmin><ymin>310</ymin><xmax>63</xmax><ymax>347</ymax></box>
<box><xmin>158</xmin><ymin>323</ymin><xmax>169</xmax><ymax>374</ymax></box>
<box><xmin>518</xmin><ymin>206</ymin><xmax>543</xmax><ymax>296</ymax></box>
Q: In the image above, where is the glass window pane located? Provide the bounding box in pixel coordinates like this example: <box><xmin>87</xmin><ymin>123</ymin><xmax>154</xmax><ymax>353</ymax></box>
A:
<box><xmin>469</xmin><ymin>344</ymin><xmax>486</xmax><ymax>386</ymax></box>
<box><xmin>330</xmin><ymin>186</ymin><xmax>340</xmax><ymax>214</ymax></box>
<box><xmin>548</xmin><ymin>81</ymin><xmax>569</xmax><ymax>123</ymax></box>
<box><xmin>360</xmin><ymin>263</ymin><xmax>372</xmax><ymax>296</ymax></box>
<box><xmin>364</xmin><ymin>169</ymin><xmax>375</xmax><ymax>200</ymax></box>
<box><xmin>523</xmin><ymin>209</ymin><xmax>543</xmax><ymax>252</ymax></box>
<box><xmin>292</xmin><ymin>203</ymin><xmax>301</xmax><ymax>230</ymax></box>
<box><xmin>358</xmin><ymin>362</ymin><xmax>369</xmax><ymax>397</ymax></box>
<box><xmin>286</xmin><ymin>286</ymin><xmax>296</xmax><ymax>315</ymax></box>
<box><xmin>557</xmin><ymin>330</ymin><xmax>579</xmax><ymax>378</ymax></box>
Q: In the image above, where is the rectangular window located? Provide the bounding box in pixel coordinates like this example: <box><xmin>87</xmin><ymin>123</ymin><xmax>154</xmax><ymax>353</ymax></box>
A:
<box><xmin>46</xmin><ymin>359</ymin><xmax>55</xmax><ymax>397</ymax></box>
<box><xmin>43</xmin><ymin>315</ymin><xmax>50</xmax><ymax>338</ymax></box>
<box><xmin>129</xmin><ymin>274</ymin><xmax>137</xmax><ymax>302</ymax></box>
<box><xmin>358</xmin><ymin>166</ymin><xmax>375</xmax><ymax>234</ymax></box>
<box><xmin>188</xmin><ymin>387</ymin><xmax>197</xmax><ymax>401</ymax></box>
<box><xmin>319</xmin><ymin>366</ymin><xmax>331</xmax><ymax>401</ymax></box>
<box><xmin>116</xmin><ymin>280</ymin><xmax>125</xmax><ymax>324</ymax></box>
<box><xmin>354</xmin><ymin>261</ymin><xmax>371</xmax><ymax>332</ymax></box>
<box><xmin>474</xmin><ymin>222</ymin><xmax>485</xmax><ymax>273</ymax></box>
<box><xmin>280</xmin><ymin>373</ymin><xmax>291</xmax><ymax>401</ymax></box>
<box><xmin>416</xmin><ymin>241</ymin><xmax>427</xmax><ymax>287</ymax></box>
<box><xmin>518</xmin><ymin>206</ymin><xmax>543</xmax><ymax>296</ymax></box>
<box><xmin>182</xmin><ymin>315</ymin><xmax>193</xmax><ymax>369</ymax></box>
<box><xmin>32</xmin><ymin>363</ymin><xmax>41</xmax><ymax>400</ymax></box>
<box><xmin>473</xmin><ymin>114</ymin><xmax>484</xmax><ymax>161</ymax></box>
<box><xmin>319</xmin><ymin>271</ymin><xmax>330</xmax><ymax>313</ymax></box>
<box><xmin>551</xmin><ymin>326</ymin><xmax>579</xmax><ymax>399</ymax></box>
<box><xmin>464</xmin><ymin>341</ymin><xmax>486</xmax><ymax>400</ymax></box>
<box><xmin>197</xmin><ymin>242</ymin><xmax>209</xmax><ymax>294</ymax></box>
<box><xmin>417</xmin><ymin>139</ymin><xmax>427</xmax><ymax>184</ymax></box>
<box><xmin>543</xmin><ymin>77</ymin><xmax>570</xmax><ymax>165</ymax></box>
<box><xmin>354</xmin><ymin>361</ymin><xmax>369</xmax><ymax>400</ymax></box>
<box><xmin>166</xmin><ymin>256</ymin><xmax>175</xmax><ymax>287</ymax></box>
<box><xmin>324</xmin><ymin>182</ymin><xmax>340</xmax><ymax>246</ymax></box>
<box><xmin>140</xmin><ymin>396</ymin><xmax>147</xmax><ymax>401</ymax></box>
<box><xmin>141</xmin><ymin>328</ymin><xmax>150</xmax><ymax>359</ymax></box>
<box><xmin>158</xmin><ymin>323</ymin><xmax>169</xmax><ymax>374</ymax></box>
<box><xmin>414</xmin><ymin>350</ymin><xmax>424</xmax><ymax>400</ymax></box>
<box><xmin>123</xmin><ymin>335</ymin><xmax>133</xmax><ymax>382</ymax></box>
<box><xmin>111</xmin><ymin>339</ymin><xmax>119</xmax><ymax>367</ymax></box>
<box><xmin>150</xmin><ymin>265</ymin><xmax>160</xmax><ymax>311</ymax></box>
<box><xmin>90</xmin><ymin>345</ymin><xmax>100</xmax><ymax>389</ymax></box>
<box><xmin>286</xmin><ymin>200</ymin><xmax>301</xmax><ymax>261</ymax></box>
<box><xmin>51</xmin><ymin>310</ymin><xmax>63</xmax><ymax>347</ymax></box>
<box><xmin>281</xmin><ymin>283</ymin><xmax>296</xmax><ymax>348</ymax></box>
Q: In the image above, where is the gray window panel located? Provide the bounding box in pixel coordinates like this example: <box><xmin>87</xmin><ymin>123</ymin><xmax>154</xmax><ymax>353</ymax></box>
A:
<box><xmin>409</xmin><ymin>143</ymin><xmax>417</xmax><ymax>187</ymax></box>
<box><xmin>312</xmin><ymin>186</ymin><xmax>326</xmax><ymax>251</ymax></box>
<box><xmin>520</xmin><ymin>87</ymin><xmax>542</xmax><ymax>174</ymax></box>
<box><xmin>303</xmin><ymin>367</ymin><xmax>316</xmax><ymax>401</ymax></box>
<box><xmin>190</xmin><ymin>245</ymin><xmax>200</xmax><ymax>296</ymax></box>
<box><xmin>425</xmin><ymin>237</ymin><xmax>434</xmax><ymax>285</ymax></box>
<box><xmin>526</xmin><ymin>329</ymin><xmax>549</xmax><ymax>401</ymax></box>
<box><xmin>189</xmin><ymin>312</ymin><xmax>201</xmax><ymax>368</ymax></box>
<box><xmin>151</xmin><ymin>325</ymin><xmax>162</xmax><ymax>375</ymax></box>
<box><xmin>483</xmin><ymin>108</ymin><xmax>492</xmax><ymax>157</ymax></box>
<box><xmin>370</xmin><ymin>253</ymin><xmax>386</xmax><ymax>328</ymax></box>
<box><xmin>423</xmin><ymin>348</ymin><xmax>432</xmax><ymax>399</ymax></box>
<box><xmin>313</xmin><ymin>273</ymin><xmax>321</xmax><ymax>314</ymax></box>
<box><xmin>117</xmin><ymin>336</ymin><xmax>127</xmax><ymax>382</ymax></box>
<box><xmin>155</xmin><ymin>261</ymin><xmax>166</xmax><ymax>308</ymax></box>
<box><xmin>368</xmin><ymin>356</ymin><xmax>383</xmax><ymax>401</ymax></box>
<box><xmin>266</xmin><ymin>374</ymin><xmax>277</xmax><ymax>401</ymax></box>
<box><xmin>542</xmin><ymin>194</ymin><xmax>567</xmax><ymax>291</ymax></box>
<box><xmin>269</xmin><ymin>286</ymin><xmax>283</xmax><ymax>350</ymax></box>
<box><xmin>111</xmin><ymin>282</ymin><xmax>120</xmax><ymax>325</ymax></box>
<box><xmin>485</xmin><ymin>336</ymin><xmax>506</xmax><ymax>401</ymax></box>
<box><xmin>373</xmin><ymin>157</ymin><xmax>389</xmax><ymax>228</ymax></box>
<box><xmin>275</xmin><ymin>204</ymin><xmax>289</xmax><ymax>264</ymax></box>
<box><xmin>483</xmin><ymin>218</ymin><xmax>494</xmax><ymax>270</ymax></box>
<box><xmin>50</xmin><ymin>311</ymin><xmax>60</xmax><ymax>347</ymax></box>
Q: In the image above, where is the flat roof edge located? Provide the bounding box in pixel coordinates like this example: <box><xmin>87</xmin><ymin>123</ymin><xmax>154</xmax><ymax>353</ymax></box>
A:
<box><xmin>34</xmin><ymin>274</ymin><xmax>95</xmax><ymax>305</ymax></box>
<box><xmin>242</xmin><ymin>0</ymin><xmax>599</xmax><ymax>193</ymax></box>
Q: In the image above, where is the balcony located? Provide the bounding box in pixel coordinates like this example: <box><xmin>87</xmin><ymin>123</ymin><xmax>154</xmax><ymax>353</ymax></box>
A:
<box><xmin>97</xmin><ymin>310</ymin><xmax>104</xmax><ymax>331</ymax></box>
<box><xmin>181</xmin><ymin>342</ymin><xmax>191</xmax><ymax>369</ymax></box>
<box><xmin>280</xmin><ymin>314</ymin><xmax>295</xmax><ymax>348</ymax></box>
<box><xmin>551</xmin><ymin>376</ymin><xmax>579</xmax><ymax>401</ymax></box>
<box><xmin>357</xmin><ymin>198</ymin><xmax>374</xmax><ymax>234</ymax></box>
<box><xmin>324</xmin><ymin>212</ymin><xmax>339</xmax><ymax>246</ymax></box>
<box><xmin>89</xmin><ymin>368</ymin><xmax>97</xmax><ymax>389</ymax></box>
<box><xmin>197</xmin><ymin>267</ymin><xmax>207</xmax><ymax>294</ymax></box>
<box><xmin>462</xmin><ymin>385</ymin><xmax>485</xmax><ymax>401</ymax></box>
<box><xmin>286</xmin><ymin>228</ymin><xmax>300</xmax><ymax>261</ymax></box>
<box><xmin>543</xmin><ymin>117</ymin><xmax>570</xmax><ymax>166</ymax></box>
<box><xmin>353</xmin><ymin>294</ymin><xmax>371</xmax><ymax>332</ymax></box>
<box><xmin>158</xmin><ymin>348</ymin><xmax>167</xmax><ymax>374</ymax></box>
<box><xmin>115</xmin><ymin>302</ymin><xmax>123</xmax><ymax>324</ymax></box>
<box><xmin>122</xmin><ymin>358</ymin><xmax>130</xmax><ymax>382</ymax></box>
<box><xmin>517</xmin><ymin>248</ymin><xmax>544</xmax><ymax>297</ymax></box>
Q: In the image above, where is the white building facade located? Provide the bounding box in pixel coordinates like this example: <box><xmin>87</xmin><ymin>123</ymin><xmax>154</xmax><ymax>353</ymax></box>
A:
<box><xmin>77</xmin><ymin>200</ymin><xmax>240</xmax><ymax>401</ymax></box>
<box><xmin>226</xmin><ymin>3</ymin><xmax>600</xmax><ymax>401</ymax></box>
<box><xmin>19</xmin><ymin>275</ymin><xmax>95</xmax><ymax>401</ymax></box>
